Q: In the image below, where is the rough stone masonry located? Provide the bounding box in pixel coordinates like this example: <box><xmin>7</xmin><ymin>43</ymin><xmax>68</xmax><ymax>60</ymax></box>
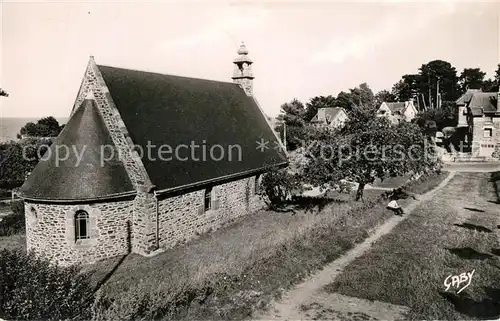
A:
<box><xmin>25</xmin><ymin>176</ymin><xmax>264</xmax><ymax>266</ymax></box>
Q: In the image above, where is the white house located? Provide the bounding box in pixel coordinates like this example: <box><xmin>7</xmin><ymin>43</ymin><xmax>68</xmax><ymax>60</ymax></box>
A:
<box><xmin>310</xmin><ymin>107</ymin><xmax>349</xmax><ymax>129</ymax></box>
<box><xmin>377</xmin><ymin>99</ymin><xmax>418</xmax><ymax>124</ymax></box>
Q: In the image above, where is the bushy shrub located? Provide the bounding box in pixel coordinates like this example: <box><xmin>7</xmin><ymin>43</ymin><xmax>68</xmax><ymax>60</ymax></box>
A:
<box><xmin>491</xmin><ymin>172</ymin><xmax>500</xmax><ymax>203</ymax></box>
<box><xmin>10</xmin><ymin>199</ymin><xmax>24</xmax><ymax>216</ymax></box>
<box><xmin>0</xmin><ymin>212</ymin><xmax>25</xmax><ymax>237</ymax></box>
<box><xmin>0</xmin><ymin>249</ymin><xmax>94</xmax><ymax>320</ymax></box>
<box><xmin>0</xmin><ymin>188</ymin><xmax>11</xmax><ymax>199</ymax></box>
<box><xmin>0</xmin><ymin>200</ymin><xmax>25</xmax><ymax>236</ymax></box>
<box><xmin>258</xmin><ymin>166</ymin><xmax>303</xmax><ymax>210</ymax></box>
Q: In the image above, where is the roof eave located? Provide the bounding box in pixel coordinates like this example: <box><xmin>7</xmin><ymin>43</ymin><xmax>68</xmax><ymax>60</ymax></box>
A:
<box><xmin>154</xmin><ymin>161</ymin><xmax>288</xmax><ymax>196</ymax></box>
<box><xmin>17</xmin><ymin>190</ymin><xmax>137</xmax><ymax>204</ymax></box>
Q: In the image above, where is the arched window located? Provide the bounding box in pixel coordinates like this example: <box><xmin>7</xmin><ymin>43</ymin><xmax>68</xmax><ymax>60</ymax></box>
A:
<box><xmin>29</xmin><ymin>206</ymin><xmax>37</xmax><ymax>218</ymax></box>
<box><xmin>75</xmin><ymin>210</ymin><xmax>90</xmax><ymax>240</ymax></box>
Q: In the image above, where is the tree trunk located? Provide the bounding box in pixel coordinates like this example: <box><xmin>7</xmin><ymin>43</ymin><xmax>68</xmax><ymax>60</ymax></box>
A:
<box><xmin>355</xmin><ymin>182</ymin><xmax>366</xmax><ymax>201</ymax></box>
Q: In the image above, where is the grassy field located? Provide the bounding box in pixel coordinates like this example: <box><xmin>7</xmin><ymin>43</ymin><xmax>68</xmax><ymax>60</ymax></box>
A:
<box><xmin>405</xmin><ymin>171</ymin><xmax>450</xmax><ymax>195</ymax></box>
<box><xmin>85</xmin><ymin>172</ymin><xmax>449</xmax><ymax>320</ymax></box>
<box><xmin>371</xmin><ymin>174</ymin><xmax>412</xmax><ymax>188</ymax></box>
<box><xmin>0</xmin><ymin>172</ymin><xmax>449</xmax><ymax>320</ymax></box>
<box><xmin>324</xmin><ymin>172</ymin><xmax>500</xmax><ymax>320</ymax></box>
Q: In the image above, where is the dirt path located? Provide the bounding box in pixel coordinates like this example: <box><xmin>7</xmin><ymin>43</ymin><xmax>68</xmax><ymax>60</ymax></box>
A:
<box><xmin>254</xmin><ymin>172</ymin><xmax>456</xmax><ymax>321</ymax></box>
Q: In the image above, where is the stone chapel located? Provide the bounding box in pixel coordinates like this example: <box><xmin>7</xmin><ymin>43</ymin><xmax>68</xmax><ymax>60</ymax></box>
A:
<box><xmin>18</xmin><ymin>43</ymin><xmax>287</xmax><ymax>266</ymax></box>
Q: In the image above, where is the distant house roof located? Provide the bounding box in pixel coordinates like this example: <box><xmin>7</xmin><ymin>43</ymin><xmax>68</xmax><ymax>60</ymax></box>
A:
<box><xmin>455</xmin><ymin>89</ymin><xmax>482</xmax><ymax>106</ymax></box>
<box><xmin>19</xmin><ymin>64</ymin><xmax>287</xmax><ymax>201</ymax></box>
<box><xmin>384</xmin><ymin>102</ymin><xmax>407</xmax><ymax>114</ymax></box>
<box><xmin>467</xmin><ymin>92</ymin><xmax>497</xmax><ymax>116</ymax></box>
<box><xmin>311</xmin><ymin>107</ymin><xmax>346</xmax><ymax>124</ymax></box>
<box><xmin>19</xmin><ymin>99</ymin><xmax>135</xmax><ymax>202</ymax></box>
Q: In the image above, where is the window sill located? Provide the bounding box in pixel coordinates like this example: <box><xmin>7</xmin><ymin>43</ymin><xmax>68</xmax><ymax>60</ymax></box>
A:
<box><xmin>74</xmin><ymin>238</ymin><xmax>96</xmax><ymax>248</ymax></box>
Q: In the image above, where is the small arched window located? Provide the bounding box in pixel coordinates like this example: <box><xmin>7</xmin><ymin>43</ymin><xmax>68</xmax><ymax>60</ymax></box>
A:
<box><xmin>75</xmin><ymin>210</ymin><xmax>90</xmax><ymax>240</ymax></box>
<box><xmin>29</xmin><ymin>206</ymin><xmax>37</xmax><ymax>218</ymax></box>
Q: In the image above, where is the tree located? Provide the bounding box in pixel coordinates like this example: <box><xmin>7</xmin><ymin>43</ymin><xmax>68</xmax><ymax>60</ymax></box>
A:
<box><xmin>333</xmin><ymin>83</ymin><xmax>375</xmax><ymax>112</ymax></box>
<box><xmin>0</xmin><ymin>139</ymin><xmax>52</xmax><ymax>189</ymax></box>
<box><xmin>303</xmin><ymin>95</ymin><xmax>336</xmax><ymax>122</ymax></box>
<box><xmin>413</xmin><ymin>117</ymin><xmax>437</xmax><ymax>138</ymax></box>
<box><xmin>275</xmin><ymin>99</ymin><xmax>307</xmax><ymax>151</ymax></box>
<box><xmin>374</xmin><ymin>90</ymin><xmax>396</xmax><ymax>106</ymax></box>
<box><xmin>482</xmin><ymin>64</ymin><xmax>500</xmax><ymax>92</ymax></box>
<box><xmin>482</xmin><ymin>79</ymin><xmax>497</xmax><ymax>92</ymax></box>
<box><xmin>303</xmin><ymin>104</ymin><xmax>439</xmax><ymax>200</ymax></box>
<box><xmin>494</xmin><ymin>63</ymin><xmax>500</xmax><ymax>84</ymax></box>
<box><xmin>418</xmin><ymin>60</ymin><xmax>460</xmax><ymax>103</ymax></box>
<box><xmin>413</xmin><ymin>102</ymin><xmax>456</xmax><ymax>132</ymax></box>
<box><xmin>391</xmin><ymin>74</ymin><xmax>420</xmax><ymax>102</ymax></box>
<box><xmin>17</xmin><ymin>117</ymin><xmax>63</xmax><ymax>139</ymax></box>
<box><xmin>350</xmin><ymin>83</ymin><xmax>375</xmax><ymax>107</ymax></box>
<box><xmin>391</xmin><ymin>60</ymin><xmax>460</xmax><ymax>108</ymax></box>
<box><xmin>338</xmin><ymin>103</ymin><xmax>378</xmax><ymax>135</ymax></box>
<box><xmin>0</xmin><ymin>89</ymin><xmax>8</xmax><ymax>97</ymax></box>
<box><xmin>258</xmin><ymin>165</ymin><xmax>303</xmax><ymax>210</ymax></box>
<box><xmin>459</xmin><ymin>68</ymin><xmax>486</xmax><ymax>92</ymax></box>
<box><xmin>335</xmin><ymin>91</ymin><xmax>352</xmax><ymax>110</ymax></box>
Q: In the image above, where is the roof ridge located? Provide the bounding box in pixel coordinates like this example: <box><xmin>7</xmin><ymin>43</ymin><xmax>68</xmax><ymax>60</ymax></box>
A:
<box><xmin>97</xmin><ymin>64</ymin><xmax>239</xmax><ymax>86</ymax></box>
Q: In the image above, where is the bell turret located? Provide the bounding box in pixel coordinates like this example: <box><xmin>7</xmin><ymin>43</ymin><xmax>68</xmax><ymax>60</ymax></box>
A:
<box><xmin>231</xmin><ymin>42</ymin><xmax>254</xmax><ymax>96</ymax></box>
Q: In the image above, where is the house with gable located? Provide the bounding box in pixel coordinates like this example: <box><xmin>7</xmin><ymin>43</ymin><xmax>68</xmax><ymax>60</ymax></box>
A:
<box><xmin>17</xmin><ymin>43</ymin><xmax>287</xmax><ymax>266</ymax></box>
<box><xmin>310</xmin><ymin>107</ymin><xmax>349</xmax><ymax>129</ymax></box>
<box><xmin>377</xmin><ymin>99</ymin><xmax>418</xmax><ymax>124</ymax></box>
<box><xmin>455</xmin><ymin>88</ymin><xmax>500</xmax><ymax>159</ymax></box>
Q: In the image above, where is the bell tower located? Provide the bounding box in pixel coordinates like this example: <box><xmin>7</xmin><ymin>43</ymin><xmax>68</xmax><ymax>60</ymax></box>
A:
<box><xmin>232</xmin><ymin>42</ymin><xmax>254</xmax><ymax>96</ymax></box>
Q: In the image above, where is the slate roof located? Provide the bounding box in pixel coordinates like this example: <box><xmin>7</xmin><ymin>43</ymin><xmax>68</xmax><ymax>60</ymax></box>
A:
<box><xmin>455</xmin><ymin>89</ymin><xmax>482</xmax><ymax>106</ymax></box>
<box><xmin>18</xmin><ymin>99</ymin><xmax>135</xmax><ymax>202</ymax></box>
<box><xmin>311</xmin><ymin>107</ymin><xmax>345</xmax><ymax>123</ymax></box>
<box><xmin>467</xmin><ymin>92</ymin><xmax>497</xmax><ymax>116</ymax></box>
<box><xmin>98</xmin><ymin>65</ymin><xmax>287</xmax><ymax>193</ymax></box>
<box><xmin>384</xmin><ymin>102</ymin><xmax>406</xmax><ymax>114</ymax></box>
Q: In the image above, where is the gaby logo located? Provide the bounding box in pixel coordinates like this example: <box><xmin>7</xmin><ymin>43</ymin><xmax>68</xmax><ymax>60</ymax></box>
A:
<box><xmin>444</xmin><ymin>269</ymin><xmax>475</xmax><ymax>294</ymax></box>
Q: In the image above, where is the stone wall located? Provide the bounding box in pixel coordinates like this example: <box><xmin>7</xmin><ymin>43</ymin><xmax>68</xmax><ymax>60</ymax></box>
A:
<box><xmin>71</xmin><ymin>58</ymin><xmax>157</xmax><ymax>256</ymax></box>
<box><xmin>157</xmin><ymin>175</ymin><xmax>264</xmax><ymax>249</ymax></box>
<box><xmin>471</xmin><ymin>116</ymin><xmax>500</xmax><ymax>157</ymax></box>
<box><xmin>131</xmin><ymin>192</ymin><xmax>158</xmax><ymax>255</ymax></box>
<box><xmin>233</xmin><ymin>77</ymin><xmax>253</xmax><ymax>96</ymax></box>
<box><xmin>25</xmin><ymin>199</ymin><xmax>134</xmax><ymax>266</ymax></box>
<box><xmin>25</xmin><ymin>175</ymin><xmax>266</xmax><ymax>266</ymax></box>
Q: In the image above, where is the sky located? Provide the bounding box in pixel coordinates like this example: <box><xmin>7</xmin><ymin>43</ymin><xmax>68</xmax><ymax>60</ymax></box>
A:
<box><xmin>1</xmin><ymin>0</ymin><xmax>499</xmax><ymax>119</ymax></box>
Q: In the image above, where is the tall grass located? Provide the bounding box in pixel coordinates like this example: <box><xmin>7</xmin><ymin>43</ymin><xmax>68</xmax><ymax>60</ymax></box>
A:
<box><xmin>92</xmin><ymin>191</ymin><xmax>398</xmax><ymax>320</ymax></box>
<box><xmin>0</xmin><ymin>172</ymin><xmax>448</xmax><ymax>320</ymax></box>
<box><xmin>0</xmin><ymin>249</ymin><xmax>94</xmax><ymax>321</ymax></box>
